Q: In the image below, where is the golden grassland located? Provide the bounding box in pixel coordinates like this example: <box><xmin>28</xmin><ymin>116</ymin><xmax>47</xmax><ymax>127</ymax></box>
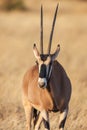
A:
<box><xmin>0</xmin><ymin>0</ymin><xmax>87</xmax><ymax>130</ymax></box>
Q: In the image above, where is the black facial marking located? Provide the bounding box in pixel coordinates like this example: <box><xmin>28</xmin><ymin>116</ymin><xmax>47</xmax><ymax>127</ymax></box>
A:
<box><xmin>40</xmin><ymin>54</ymin><xmax>49</xmax><ymax>61</ymax></box>
<box><xmin>59</xmin><ymin>117</ymin><xmax>67</xmax><ymax>129</ymax></box>
<box><xmin>39</xmin><ymin>64</ymin><xmax>46</xmax><ymax>78</ymax></box>
<box><xmin>43</xmin><ymin>118</ymin><xmax>50</xmax><ymax>130</ymax></box>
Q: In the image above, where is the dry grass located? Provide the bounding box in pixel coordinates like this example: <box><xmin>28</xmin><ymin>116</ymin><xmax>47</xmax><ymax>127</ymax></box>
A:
<box><xmin>0</xmin><ymin>0</ymin><xmax>87</xmax><ymax>130</ymax></box>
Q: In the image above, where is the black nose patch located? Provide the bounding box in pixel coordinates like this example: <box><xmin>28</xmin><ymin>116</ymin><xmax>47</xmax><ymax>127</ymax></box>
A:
<box><xmin>39</xmin><ymin>64</ymin><xmax>46</xmax><ymax>78</ymax></box>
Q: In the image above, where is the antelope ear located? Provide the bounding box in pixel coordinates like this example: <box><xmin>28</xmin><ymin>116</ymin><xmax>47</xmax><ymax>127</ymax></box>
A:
<box><xmin>33</xmin><ymin>44</ymin><xmax>40</xmax><ymax>59</ymax></box>
<box><xmin>51</xmin><ymin>44</ymin><xmax>60</xmax><ymax>60</ymax></box>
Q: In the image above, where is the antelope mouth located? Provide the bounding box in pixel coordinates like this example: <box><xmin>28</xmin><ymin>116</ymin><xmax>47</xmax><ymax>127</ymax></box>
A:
<box><xmin>38</xmin><ymin>78</ymin><xmax>47</xmax><ymax>88</ymax></box>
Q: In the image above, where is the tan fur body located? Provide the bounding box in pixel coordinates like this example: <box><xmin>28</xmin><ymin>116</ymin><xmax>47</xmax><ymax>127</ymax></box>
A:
<box><xmin>22</xmin><ymin>60</ymin><xmax>71</xmax><ymax>112</ymax></box>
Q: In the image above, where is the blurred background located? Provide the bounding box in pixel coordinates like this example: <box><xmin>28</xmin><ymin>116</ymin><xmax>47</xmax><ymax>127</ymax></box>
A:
<box><xmin>0</xmin><ymin>0</ymin><xmax>87</xmax><ymax>130</ymax></box>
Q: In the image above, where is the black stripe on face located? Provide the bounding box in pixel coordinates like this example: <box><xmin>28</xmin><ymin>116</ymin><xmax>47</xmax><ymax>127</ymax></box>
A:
<box><xmin>39</xmin><ymin>64</ymin><xmax>46</xmax><ymax>78</ymax></box>
<box><xmin>59</xmin><ymin>117</ymin><xmax>67</xmax><ymax>129</ymax></box>
<box><xmin>43</xmin><ymin>118</ymin><xmax>50</xmax><ymax>130</ymax></box>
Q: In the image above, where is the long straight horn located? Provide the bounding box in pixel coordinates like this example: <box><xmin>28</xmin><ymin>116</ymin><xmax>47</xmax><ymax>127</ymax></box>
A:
<box><xmin>40</xmin><ymin>5</ymin><xmax>43</xmax><ymax>54</ymax></box>
<box><xmin>48</xmin><ymin>4</ymin><xmax>59</xmax><ymax>54</ymax></box>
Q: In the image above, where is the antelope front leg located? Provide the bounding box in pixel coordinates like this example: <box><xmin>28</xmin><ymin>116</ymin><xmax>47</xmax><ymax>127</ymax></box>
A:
<box><xmin>59</xmin><ymin>108</ymin><xmax>68</xmax><ymax>130</ymax></box>
<box><xmin>35</xmin><ymin>110</ymin><xmax>50</xmax><ymax>130</ymax></box>
<box><xmin>34</xmin><ymin>113</ymin><xmax>42</xmax><ymax>130</ymax></box>
<box><xmin>23</xmin><ymin>99</ymin><xmax>32</xmax><ymax>130</ymax></box>
<box><xmin>25</xmin><ymin>106</ymin><xmax>32</xmax><ymax>130</ymax></box>
<box><xmin>41</xmin><ymin>110</ymin><xmax>50</xmax><ymax>130</ymax></box>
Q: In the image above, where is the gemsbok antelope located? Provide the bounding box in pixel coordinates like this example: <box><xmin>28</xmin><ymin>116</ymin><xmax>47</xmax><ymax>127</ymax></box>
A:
<box><xmin>22</xmin><ymin>4</ymin><xmax>72</xmax><ymax>130</ymax></box>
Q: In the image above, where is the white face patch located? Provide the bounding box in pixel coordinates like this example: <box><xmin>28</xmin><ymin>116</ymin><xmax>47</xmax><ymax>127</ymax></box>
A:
<box><xmin>38</xmin><ymin>78</ymin><xmax>47</xmax><ymax>88</ymax></box>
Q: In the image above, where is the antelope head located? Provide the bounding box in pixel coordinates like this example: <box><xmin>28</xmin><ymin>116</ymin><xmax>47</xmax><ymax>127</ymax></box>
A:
<box><xmin>33</xmin><ymin>4</ymin><xmax>60</xmax><ymax>88</ymax></box>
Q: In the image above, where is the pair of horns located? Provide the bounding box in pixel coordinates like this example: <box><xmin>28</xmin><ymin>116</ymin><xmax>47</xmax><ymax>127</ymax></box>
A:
<box><xmin>40</xmin><ymin>4</ymin><xmax>59</xmax><ymax>55</ymax></box>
